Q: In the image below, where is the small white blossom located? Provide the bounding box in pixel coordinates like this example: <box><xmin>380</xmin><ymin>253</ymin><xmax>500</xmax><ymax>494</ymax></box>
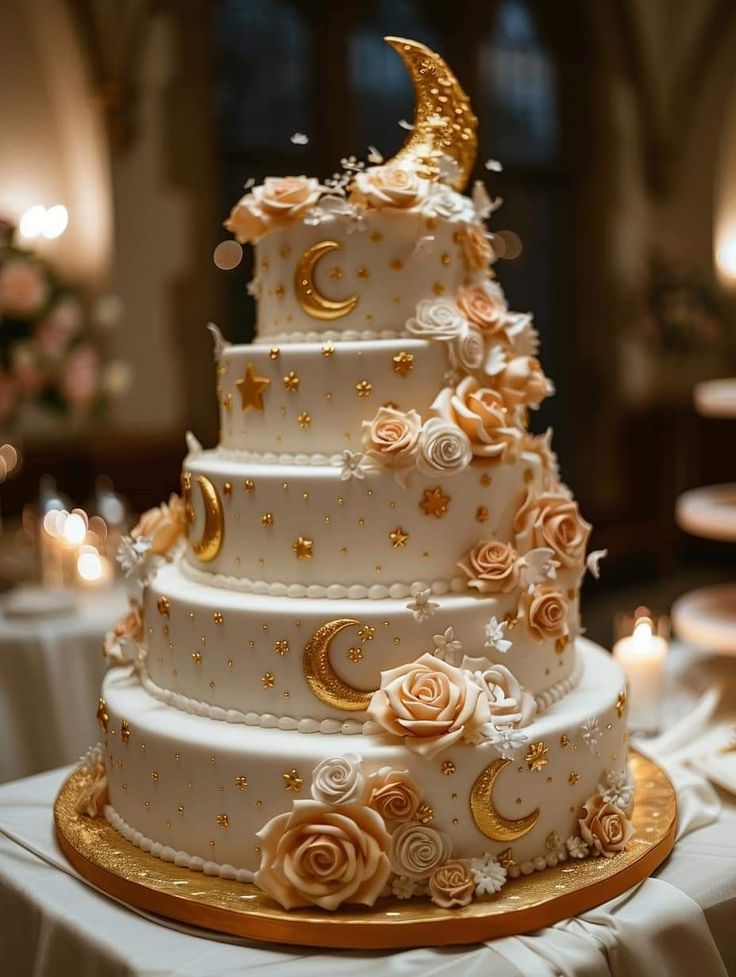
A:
<box><xmin>406</xmin><ymin>585</ymin><xmax>439</xmax><ymax>622</ymax></box>
<box><xmin>484</xmin><ymin>158</ymin><xmax>503</xmax><ymax>172</ymax></box>
<box><xmin>290</xmin><ymin>132</ymin><xmax>309</xmax><ymax>145</ymax></box>
<box><xmin>487</xmin><ymin>725</ymin><xmax>528</xmax><ymax>759</ymax></box>
<box><xmin>546</xmin><ymin>831</ymin><xmax>564</xmax><ymax>854</ymax></box>
<box><xmin>336</xmin><ymin>449</ymin><xmax>375</xmax><ymax>481</ymax></box>
<box><xmin>520</xmin><ymin>548</ymin><xmax>559</xmax><ymax>587</ymax></box>
<box><xmin>391</xmin><ymin>875</ymin><xmax>423</xmax><ymax>900</ymax></box>
<box><xmin>469</xmin><ymin>852</ymin><xmax>507</xmax><ymax>896</ymax></box>
<box><xmin>367</xmin><ymin>145</ymin><xmax>383</xmax><ymax>164</ymax></box>
<box><xmin>484</xmin><ymin>617</ymin><xmax>512</xmax><ymax>654</ymax></box>
<box><xmin>483</xmin><ymin>344</ymin><xmax>507</xmax><ymax>377</ymax></box>
<box><xmin>504</xmin><ymin>313</ymin><xmax>539</xmax><ymax>356</ymax></box>
<box><xmin>566</xmin><ymin>835</ymin><xmax>589</xmax><ymax>859</ymax></box>
<box><xmin>599</xmin><ymin>768</ymin><xmax>634</xmax><ymax>813</ymax></box>
<box><xmin>586</xmin><ymin>549</ymin><xmax>608</xmax><ymax>580</ymax></box>
<box><xmin>78</xmin><ymin>743</ymin><xmax>104</xmax><ymax>772</ymax></box>
<box><xmin>580</xmin><ymin>717</ymin><xmax>601</xmax><ymax>753</ymax></box>
<box><xmin>116</xmin><ymin>536</ymin><xmax>161</xmax><ymax>589</ymax></box>
<box><xmin>432</xmin><ymin>627</ymin><xmax>463</xmax><ymax>663</ymax></box>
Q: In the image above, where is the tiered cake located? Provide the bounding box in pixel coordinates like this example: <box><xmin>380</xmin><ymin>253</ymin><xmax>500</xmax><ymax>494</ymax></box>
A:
<box><xmin>87</xmin><ymin>38</ymin><xmax>633</xmax><ymax>914</ymax></box>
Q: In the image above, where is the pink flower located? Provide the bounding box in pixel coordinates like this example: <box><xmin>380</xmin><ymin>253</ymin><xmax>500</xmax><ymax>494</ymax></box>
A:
<box><xmin>0</xmin><ymin>259</ymin><xmax>49</xmax><ymax>318</ymax></box>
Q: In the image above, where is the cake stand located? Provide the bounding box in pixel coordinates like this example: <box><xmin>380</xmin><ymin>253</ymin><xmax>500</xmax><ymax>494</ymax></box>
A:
<box><xmin>673</xmin><ymin>378</ymin><xmax>736</xmax><ymax>653</ymax></box>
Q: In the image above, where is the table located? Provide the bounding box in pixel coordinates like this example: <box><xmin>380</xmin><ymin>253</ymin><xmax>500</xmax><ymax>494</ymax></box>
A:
<box><xmin>0</xmin><ymin>643</ymin><xmax>734</xmax><ymax>977</ymax></box>
<box><xmin>0</xmin><ymin>586</ymin><xmax>127</xmax><ymax>783</ymax></box>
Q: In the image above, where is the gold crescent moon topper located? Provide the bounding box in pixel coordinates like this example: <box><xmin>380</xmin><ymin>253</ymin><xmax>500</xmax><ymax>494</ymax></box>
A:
<box><xmin>184</xmin><ymin>474</ymin><xmax>224</xmax><ymax>563</ymax></box>
<box><xmin>303</xmin><ymin>618</ymin><xmax>374</xmax><ymax>711</ymax></box>
<box><xmin>470</xmin><ymin>758</ymin><xmax>540</xmax><ymax>842</ymax></box>
<box><xmin>294</xmin><ymin>241</ymin><xmax>359</xmax><ymax>321</ymax></box>
<box><xmin>383</xmin><ymin>36</ymin><xmax>478</xmax><ymax>191</ymax></box>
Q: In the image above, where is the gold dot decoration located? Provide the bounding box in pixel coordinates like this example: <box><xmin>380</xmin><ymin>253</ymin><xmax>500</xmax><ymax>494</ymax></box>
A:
<box><xmin>525</xmin><ymin>742</ymin><xmax>550</xmax><ymax>772</ymax></box>
<box><xmin>416</xmin><ymin>803</ymin><xmax>434</xmax><ymax>824</ymax></box>
<box><xmin>262</xmin><ymin>512</ymin><xmax>274</xmax><ymax>527</ymax></box>
<box><xmin>555</xmin><ymin>635</ymin><xmax>570</xmax><ymax>654</ymax></box>
<box><xmin>616</xmin><ymin>688</ymin><xmax>627</xmax><ymax>718</ymax></box>
<box><xmin>347</xmin><ymin>646</ymin><xmax>363</xmax><ymax>663</ymax></box>
<box><xmin>223</xmin><ymin>481</ymin><xmax>233</xmax><ymax>498</ymax></box>
<box><xmin>389</xmin><ymin>259</ymin><xmax>404</xmax><ymax>271</ymax></box>
<box><xmin>157</xmin><ymin>596</ymin><xmax>170</xmax><ymax>617</ymax></box>
<box><xmin>357</xmin><ymin>266</ymin><xmax>369</xmax><ymax>279</ymax></box>
<box><xmin>283</xmin><ymin>769</ymin><xmax>303</xmax><ymax>792</ymax></box>
<box><xmin>498</xmin><ymin>848</ymin><xmax>515</xmax><ymax>869</ymax></box>
<box><xmin>222</xmin><ymin>393</ymin><xmax>232</xmax><ymax>412</ymax></box>
<box><xmin>569</xmin><ymin>771</ymin><xmax>581</xmax><ymax>785</ymax></box>
<box><xmin>96</xmin><ymin>698</ymin><xmax>108</xmax><ymax>732</ymax></box>
<box><xmin>214</xmin><ymin>612</ymin><xmax>224</xmax><ymax>625</ymax></box>
<box><xmin>420</xmin><ymin>486</ymin><xmax>451</xmax><ymax>518</ymax></box>
<box><xmin>470</xmin><ymin>758</ymin><xmax>540</xmax><ymax>842</ymax></box>
<box><xmin>278</xmin><ymin>243</ymin><xmax>291</xmax><ymax>260</ymax></box>
<box><xmin>321</xmin><ymin>342</ymin><xmax>335</xmax><ymax>358</ymax></box>
<box><xmin>441</xmin><ymin>252</ymin><xmax>451</xmax><ymax>266</ymax></box>
<box><xmin>356</xmin><ymin>380</ymin><xmax>373</xmax><ymax>397</ymax></box>
<box><xmin>236</xmin><ymin>362</ymin><xmax>271</xmax><ymax>413</ymax></box>
<box><xmin>371</xmin><ymin>231</ymin><xmax>384</xmax><ymax>244</ymax></box>
<box><xmin>357</xmin><ymin>624</ymin><xmax>375</xmax><ymax>642</ymax></box>
<box><xmin>151</xmin><ymin>771</ymin><xmax>159</xmax><ymax>783</ymax></box>
<box><xmin>235</xmin><ymin>776</ymin><xmax>248</xmax><ymax>789</ymax></box>
<box><xmin>216</xmin><ymin>813</ymin><xmax>230</xmax><ymax>828</ymax></box>
<box><xmin>389</xmin><ymin>526</ymin><xmax>409</xmax><ymax>549</ymax></box>
<box><xmin>274</xmin><ymin>640</ymin><xmax>290</xmax><ymax>655</ymax></box>
<box><xmin>480</xmin><ymin>473</ymin><xmax>493</xmax><ymax>486</ymax></box>
<box><xmin>432</xmin><ymin>281</ymin><xmax>446</xmax><ymax>296</ymax></box>
<box><xmin>292</xmin><ymin>536</ymin><xmax>313</xmax><ymax>560</ymax></box>
<box><xmin>245</xmin><ymin>479</ymin><xmax>255</xmax><ymax>493</ymax></box>
<box><xmin>261</xmin><ymin>672</ymin><xmax>276</xmax><ymax>689</ymax></box>
<box><xmin>274</xmin><ymin>284</ymin><xmax>285</xmax><ymax>297</ymax></box>
<box><xmin>269</xmin><ymin>347</ymin><xmax>280</xmax><ymax>360</ymax></box>
<box><xmin>441</xmin><ymin>760</ymin><xmax>456</xmax><ymax>776</ymax></box>
<box><xmin>192</xmin><ymin>652</ymin><xmax>202</xmax><ymax>665</ymax></box>
<box><xmin>328</xmin><ymin>266</ymin><xmax>343</xmax><ymax>280</ymax></box>
<box><xmin>523</xmin><ymin>468</ymin><xmax>534</xmax><ymax>484</ymax></box>
<box><xmin>475</xmin><ymin>506</ymin><xmax>489</xmax><ymax>523</ymax></box>
<box><xmin>121</xmin><ymin>719</ymin><xmax>130</xmax><ymax>745</ymax></box>
<box><xmin>283</xmin><ymin>370</ymin><xmax>300</xmax><ymax>392</ymax></box>
<box><xmin>297</xmin><ymin>411</ymin><xmax>311</xmax><ymax>429</ymax></box>
<box><xmin>392</xmin><ymin>351</ymin><xmax>414</xmax><ymax>376</ymax></box>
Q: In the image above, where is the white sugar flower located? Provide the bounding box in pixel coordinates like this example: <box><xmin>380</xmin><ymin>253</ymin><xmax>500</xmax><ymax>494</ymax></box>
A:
<box><xmin>406</xmin><ymin>585</ymin><xmax>439</xmax><ymax>622</ymax></box>
<box><xmin>546</xmin><ymin>831</ymin><xmax>564</xmax><ymax>854</ymax></box>
<box><xmin>78</xmin><ymin>743</ymin><xmax>104</xmax><ymax>771</ymax></box>
<box><xmin>580</xmin><ymin>717</ymin><xmax>601</xmax><ymax>752</ymax></box>
<box><xmin>484</xmin><ymin>617</ymin><xmax>512</xmax><ymax>654</ymax></box>
<box><xmin>472</xmin><ymin>180</ymin><xmax>494</xmax><ymax>219</ymax></box>
<box><xmin>483</xmin><ymin>344</ymin><xmax>507</xmax><ymax>377</ymax></box>
<box><xmin>519</xmin><ymin>547</ymin><xmax>559</xmax><ymax>587</ymax></box>
<box><xmin>432</xmin><ymin>627</ymin><xmax>463</xmax><ymax>663</ymax></box>
<box><xmin>406</xmin><ymin>298</ymin><xmax>468</xmax><ymax>343</ymax></box>
<box><xmin>390</xmin><ymin>875</ymin><xmax>423</xmax><ymax>900</ymax></box>
<box><xmin>290</xmin><ymin>132</ymin><xmax>309</xmax><ymax>145</ymax></box>
<box><xmin>599</xmin><ymin>768</ymin><xmax>634</xmax><ymax>814</ymax></box>
<box><xmin>487</xmin><ymin>725</ymin><xmax>529</xmax><ymax>759</ymax></box>
<box><xmin>311</xmin><ymin>754</ymin><xmax>366</xmax><ymax>805</ymax></box>
<box><xmin>504</xmin><ymin>313</ymin><xmax>539</xmax><ymax>356</ymax></box>
<box><xmin>566</xmin><ymin>835</ymin><xmax>590</xmax><ymax>859</ymax></box>
<box><xmin>469</xmin><ymin>852</ymin><xmax>507</xmax><ymax>896</ymax></box>
<box><xmin>336</xmin><ymin>449</ymin><xmax>375</xmax><ymax>481</ymax></box>
<box><xmin>586</xmin><ymin>549</ymin><xmax>608</xmax><ymax>580</ymax></box>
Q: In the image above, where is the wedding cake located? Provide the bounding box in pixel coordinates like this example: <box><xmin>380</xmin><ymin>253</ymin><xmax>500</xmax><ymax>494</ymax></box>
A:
<box><xmin>86</xmin><ymin>37</ymin><xmax>633</xmax><ymax>915</ymax></box>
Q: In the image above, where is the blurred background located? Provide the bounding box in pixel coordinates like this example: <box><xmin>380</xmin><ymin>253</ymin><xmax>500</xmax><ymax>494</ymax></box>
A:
<box><xmin>0</xmin><ymin>0</ymin><xmax>735</xmax><ymax>648</ymax></box>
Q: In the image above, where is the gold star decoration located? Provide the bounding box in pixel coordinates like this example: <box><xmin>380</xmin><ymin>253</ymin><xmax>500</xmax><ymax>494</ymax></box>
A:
<box><xmin>525</xmin><ymin>741</ymin><xmax>550</xmax><ymax>772</ymax></box>
<box><xmin>297</xmin><ymin>411</ymin><xmax>311</xmax><ymax>429</ymax></box>
<box><xmin>236</xmin><ymin>362</ymin><xmax>271</xmax><ymax>413</ymax></box>
<box><xmin>321</xmin><ymin>342</ymin><xmax>335</xmax><ymax>357</ymax></box>
<box><xmin>151</xmin><ymin>771</ymin><xmax>159</xmax><ymax>782</ymax></box>
<box><xmin>213</xmin><ymin>612</ymin><xmax>224</xmax><ymax>625</ymax></box>
<box><xmin>121</xmin><ymin>719</ymin><xmax>130</xmax><ymax>744</ymax></box>
<box><xmin>480</xmin><ymin>473</ymin><xmax>493</xmax><ymax>486</ymax></box>
<box><xmin>269</xmin><ymin>347</ymin><xmax>280</xmax><ymax>360</ymax></box>
<box><xmin>157</xmin><ymin>596</ymin><xmax>170</xmax><ymax>617</ymax></box>
<box><xmin>216</xmin><ymin>813</ymin><xmax>230</xmax><ymax>828</ymax></box>
<box><xmin>274</xmin><ymin>640</ymin><xmax>289</xmax><ymax>655</ymax></box>
<box><xmin>356</xmin><ymin>380</ymin><xmax>373</xmax><ymax>397</ymax></box>
<box><xmin>568</xmin><ymin>771</ymin><xmax>580</xmax><ymax>785</ymax></box>
<box><xmin>261</xmin><ymin>672</ymin><xmax>275</xmax><ymax>689</ymax></box>
<box><xmin>389</xmin><ymin>526</ymin><xmax>409</xmax><ymax>549</ymax></box>
<box><xmin>616</xmin><ymin>688</ymin><xmax>627</xmax><ymax>718</ymax></box>
<box><xmin>357</xmin><ymin>624</ymin><xmax>376</xmax><ymax>642</ymax></box>
<box><xmin>192</xmin><ymin>651</ymin><xmax>202</xmax><ymax>665</ymax></box>
<box><xmin>283</xmin><ymin>769</ymin><xmax>303</xmax><ymax>792</ymax></box>
<box><xmin>441</xmin><ymin>760</ymin><xmax>456</xmax><ymax>776</ymax></box>
<box><xmin>432</xmin><ymin>281</ymin><xmax>446</xmax><ymax>295</ymax></box>
<box><xmin>475</xmin><ymin>506</ymin><xmax>489</xmax><ymax>523</ymax></box>
<box><xmin>392</xmin><ymin>351</ymin><xmax>414</xmax><ymax>376</ymax></box>
<box><xmin>283</xmin><ymin>370</ymin><xmax>300</xmax><ymax>392</ymax></box>
<box><xmin>96</xmin><ymin>697</ymin><xmax>108</xmax><ymax>732</ymax></box>
<box><xmin>416</xmin><ymin>803</ymin><xmax>434</xmax><ymax>824</ymax></box>
<box><xmin>262</xmin><ymin>512</ymin><xmax>274</xmax><ymax>527</ymax></box>
<box><xmin>292</xmin><ymin>536</ymin><xmax>313</xmax><ymax>560</ymax></box>
<box><xmin>555</xmin><ymin>635</ymin><xmax>570</xmax><ymax>653</ymax></box>
<box><xmin>498</xmin><ymin>847</ymin><xmax>516</xmax><ymax>869</ymax></box>
<box><xmin>347</xmin><ymin>646</ymin><xmax>363</xmax><ymax>663</ymax></box>
<box><xmin>328</xmin><ymin>266</ymin><xmax>343</xmax><ymax>279</ymax></box>
<box><xmin>420</xmin><ymin>486</ymin><xmax>451</xmax><ymax>518</ymax></box>
<box><xmin>234</xmin><ymin>776</ymin><xmax>248</xmax><ymax>789</ymax></box>
<box><xmin>245</xmin><ymin>479</ymin><xmax>255</xmax><ymax>493</ymax></box>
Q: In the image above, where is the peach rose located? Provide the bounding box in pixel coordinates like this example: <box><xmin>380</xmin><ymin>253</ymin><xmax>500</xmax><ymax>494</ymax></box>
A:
<box><xmin>433</xmin><ymin>376</ymin><xmax>521</xmax><ymax>462</ymax></box>
<box><xmin>461</xmin><ymin>223</ymin><xmax>493</xmax><ymax>272</ymax></box>
<box><xmin>132</xmin><ymin>493</ymin><xmax>186</xmax><ymax>556</ymax></box>
<box><xmin>362</xmin><ymin>406</ymin><xmax>421</xmax><ymax>470</ymax></box>
<box><xmin>522</xmin><ymin>587</ymin><xmax>569</xmax><ymax>642</ymax></box>
<box><xmin>368</xmin><ymin>652</ymin><xmax>491</xmax><ymax>759</ymax></box>
<box><xmin>390</xmin><ymin>821</ymin><xmax>452</xmax><ymax>880</ymax></box>
<box><xmin>253</xmin><ymin>175</ymin><xmax>322</xmax><ymax>219</ymax></box>
<box><xmin>521</xmin><ymin>430</ymin><xmax>560</xmax><ymax>490</ymax></box>
<box><xmin>456</xmin><ymin>282</ymin><xmax>507</xmax><ymax>336</ymax></box>
<box><xmin>578</xmin><ymin>794</ymin><xmax>634</xmax><ymax>858</ymax></box>
<box><xmin>224</xmin><ymin>194</ymin><xmax>267</xmax><ymax>244</ymax></box>
<box><xmin>514</xmin><ymin>490</ymin><xmax>591</xmax><ymax>568</ymax></box>
<box><xmin>103</xmin><ymin>600</ymin><xmax>144</xmax><ymax>665</ymax></box>
<box><xmin>255</xmin><ymin>799</ymin><xmax>392</xmax><ymax>910</ymax></box>
<box><xmin>0</xmin><ymin>258</ymin><xmax>49</xmax><ymax>318</ymax></box>
<box><xmin>462</xmin><ymin>658</ymin><xmax>536</xmax><ymax>728</ymax></box>
<box><xmin>366</xmin><ymin>767</ymin><xmax>422</xmax><ymax>824</ymax></box>
<box><xmin>458</xmin><ymin>539</ymin><xmax>520</xmax><ymax>594</ymax></box>
<box><xmin>352</xmin><ymin>164</ymin><xmax>429</xmax><ymax>210</ymax></box>
<box><xmin>493</xmin><ymin>356</ymin><xmax>553</xmax><ymax>409</ymax></box>
<box><xmin>428</xmin><ymin>860</ymin><xmax>475</xmax><ymax>908</ymax></box>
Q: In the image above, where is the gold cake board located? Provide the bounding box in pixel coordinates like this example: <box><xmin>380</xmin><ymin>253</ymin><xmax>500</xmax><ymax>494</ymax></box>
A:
<box><xmin>54</xmin><ymin>750</ymin><xmax>676</xmax><ymax>949</ymax></box>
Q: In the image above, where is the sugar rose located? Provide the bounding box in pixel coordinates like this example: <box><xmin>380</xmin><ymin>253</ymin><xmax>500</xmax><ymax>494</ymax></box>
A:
<box><xmin>366</xmin><ymin>767</ymin><xmax>422</xmax><ymax>823</ymax></box>
<box><xmin>368</xmin><ymin>652</ymin><xmax>491</xmax><ymax>759</ymax></box>
<box><xmin>494</xmin><ymin>356</ymin><xmax>553</xmax><ymax>409</ymax></box>
<box><xmin>406</xmin><ymin>298</ymin><xmax>468</xmax><ymax>343</ymax></box>
<box><xmin>224</xmin><ymin>194</ymin><xmax>267</xmax><ymax>244</ymax></box>
<box><xmin>452</xmin><ymin>324</ymin><xmax>486</xmax><ymax>372</ymax></box>
<box><xmin>390</xmin><ymin>821</ymin><xmax>452</xmax><ymax>880</ymax></box>
<box><xmin>462</xmin><ymin>659</ymin><xmax>536</xmax><ymax>728</ymax></box>
<box><xmin>522</xmin><ymin>587</ymin><xmax>569</xmax><ymax>642</ymax></box>
<box><xmin>103</xmin><ymin>601</ymin><xmax>144</xmax><ymax>665</ymax></box>
<box><xmin>311</xmin><ymin>754</ymin><xmax>366</xmax><ymax>805</ymax></box>
<box><xmin>353</xmin><ymin>164</ymin><xmax>429</xmax><ymax>210</ymax></box>
<box><xmin>456</xmin><ymin>282</ymin><xmax>507</xmax><ymax>337</ymax></box>
<box><xmin>514</xmin><ymin>490</ymin><xmax>591</xmax><ymax>568</ymax></box>
<box><xmin>578</xmin><ymin>794</ymin><xmax>634</xmax><ymax>858</ymax></box>
<box><xmin>132</xmin><ymin>493</ymin><xmax>186</xmax><ymax>556</ymax></box>
<box><xmin>416</xmin><ymin>417</ymin><xmax>472</xmax><ymax>477</ymax></box>
<box><xmin>255</xmin><ymin>800</ymin><xmax>392</xmax><ymax>911</ymax></box>
<box><xmin>253</xmin><ymin>176</ymin><xmax>322</xmax><ymax>219</ymax></box>
<box><xmin>433</xmin><ymin>376</ymin><xmax>521</xmax><ymax>462</ymax></box>
<box><xmin>362</xmin><ymin>406</ymin><xmax>421</xmax><ymax>470</ymax></box>
<box><xmin>458</xmin><ymin>539</ymin><xmax>520</xmax><ymax>594</ymax></box>
<box><xmin>428</xmin><ymin>860</ymin><xmax>475</xmax><ymax>908</ymax></box>
<box><xmin>460</xmin><ymin>222</ymin><xmax>493</xmax><ymax>272</ymax></box>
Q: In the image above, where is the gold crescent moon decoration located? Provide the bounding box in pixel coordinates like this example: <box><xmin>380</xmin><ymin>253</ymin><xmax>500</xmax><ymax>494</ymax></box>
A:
<box><xmin>383</xmin><ymin>36</ymin><xmax>478</xmax><ymax>192</ymax></box>
<box><xmin>470</xmin><ymin>758</ymin><xmax>540</xmax><ymax>842</ymax></box>
<box><xmin>303</xmin><ymin>619</ymin><xmax>375</xmax><ymax>711</ymax></box>
<box><xmin>294</xmin><ymin>241</ymin><xmax>359</xmax><ymax>321</ymax></box>
<box><xmin>187</xmin><ymin>474</ymin><xmax>224</xmax><ymax>563</ymax></box>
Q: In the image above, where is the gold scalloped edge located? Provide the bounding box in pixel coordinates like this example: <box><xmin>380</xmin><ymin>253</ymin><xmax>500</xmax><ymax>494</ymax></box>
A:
<box><xmin>54</xmin><ymin>750</ymin><xmax>675</xmax><ymax>948</ymax></box>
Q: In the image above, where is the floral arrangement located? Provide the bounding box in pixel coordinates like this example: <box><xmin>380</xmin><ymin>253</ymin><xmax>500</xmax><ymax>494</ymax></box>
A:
<box><xmin>0</xmin><ymin>220</ymin><xmax>128</xmax><ymax>425</ymax></box>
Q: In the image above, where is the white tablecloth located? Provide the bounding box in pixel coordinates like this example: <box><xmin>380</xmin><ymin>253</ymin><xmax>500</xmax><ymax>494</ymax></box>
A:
<box><xmin>0</xmin><ymin>586</ymin><xmax>127</xmax><ymax>782</ymax></box>
<box><xmin>0</xmin><ymin>643</ymin><xmax>734</xmax><ymax>977</ymax></box>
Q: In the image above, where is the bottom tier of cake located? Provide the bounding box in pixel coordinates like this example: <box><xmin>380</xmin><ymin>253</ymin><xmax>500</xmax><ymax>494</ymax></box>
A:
<box><xmin>101</xmin><ymin>639</ymin><xmax>629</xmax><ymax>888</ymax></box>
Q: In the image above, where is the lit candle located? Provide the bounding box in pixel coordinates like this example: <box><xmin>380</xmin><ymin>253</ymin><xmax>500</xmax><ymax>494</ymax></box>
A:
<box><xmin>613</xmin><ymin>616</ymin><xmax>668</xmax><ymax>733</ymax></box>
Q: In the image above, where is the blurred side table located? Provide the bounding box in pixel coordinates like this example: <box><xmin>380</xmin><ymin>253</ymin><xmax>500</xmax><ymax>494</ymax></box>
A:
<box><xmin>0</xmin><ymin>586</ymin><xmax>127</xmax><ymax>783</ymax></box>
